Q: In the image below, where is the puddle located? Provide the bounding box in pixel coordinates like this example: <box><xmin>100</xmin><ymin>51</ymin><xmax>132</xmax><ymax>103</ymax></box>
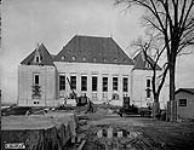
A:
<box><xmin>66</xmin><ymin>124</ymin><xmax>164</xmax><ymax>150</ymax></box>
<box><xmin>82</xmin><ymin>125</ymin><xmax>143</xmax><ymax>150</ymax></box>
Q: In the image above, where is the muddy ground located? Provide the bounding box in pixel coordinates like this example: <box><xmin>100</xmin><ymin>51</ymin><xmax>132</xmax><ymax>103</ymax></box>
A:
<box><xmin>2</xmin><ymin>105</ymin><xmax>194</xmax><ymax>150</ymax></box>
<box><xmin>72</xmin><ymin>107</ymin><xmax>194</xmax><ymax>150</ymax></box>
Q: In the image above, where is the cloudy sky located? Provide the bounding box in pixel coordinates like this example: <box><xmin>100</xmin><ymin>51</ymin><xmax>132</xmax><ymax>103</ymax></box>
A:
<box><xmin>1</xmin><ymin>0</ymin><xmax>194</xmax><ymax>103</ymax></box>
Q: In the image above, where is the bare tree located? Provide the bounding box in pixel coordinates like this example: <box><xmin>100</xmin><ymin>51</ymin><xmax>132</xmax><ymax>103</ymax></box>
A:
<box><xmin>133</xmin><ymin>35</ymin><xmax>168</xmax><ymax>118</ymax></box>
<box><xmin>116</xmin><ymin>0</ymin><xmax>194</xmax><ymax>121</ymax></box>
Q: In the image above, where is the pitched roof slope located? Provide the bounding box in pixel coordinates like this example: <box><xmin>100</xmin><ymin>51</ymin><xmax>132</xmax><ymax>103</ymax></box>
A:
<box><xmin>54</xmin><ymin>35</ymin><xmax>134</xmax><ymax>65</ymax></box>
<box><xmin>21</xmin><ymin>43</ymin><xmax>54</xmax><ymax>66</ymax></box>
<box><xmin>175</xmin><ymin>88</ymin><xmax>194</xmax><ymax>95</ymax></box>
<box><xmin>133</xmin><ymin>52</ymin><xmax>161</xmax><ymax>70</ymax></box>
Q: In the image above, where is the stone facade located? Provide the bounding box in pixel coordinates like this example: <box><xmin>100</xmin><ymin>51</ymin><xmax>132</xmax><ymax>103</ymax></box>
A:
<box><xmin>18</xmin><ymin>65</ymin><xmax>57</xmax><ymax>106</ymax></box>
<box><xmin>55</xmin><ymin>62</ymin><xmax>133</xmax><ymax>106</ymax></box>
<box><xmin>131</xmin><ymin>70</ymin><xmax>153</xmax><ymax>107</ymax></box>
<box><xmin>17</xmin><ymin>35</ymin><xmax>168</xmax><ymax>108</ymax></box>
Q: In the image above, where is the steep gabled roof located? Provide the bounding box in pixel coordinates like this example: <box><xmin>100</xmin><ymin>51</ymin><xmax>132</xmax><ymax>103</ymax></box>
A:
<box><xmin>21</xmin><ymin>43</ymin><xmax>54</xmax><ymax>66</ymax></box>
<box><xmin>50</xmin><ymin>54</ymin><xmax>56</xmax><ymax>60</ymax></box>
<box><xmin>54</xmin><ymin>35</ymin><xmax>134</xmax><ymax>65</ymax></box>
<box><xmin>175</xmin><ymin>88</ymin><xmax>194</xmax><ymax>95</ymax></box>
<box><xmin>133</xmin><ymin>52</ymin><xmax>161</xmax><ymax>70</ymax></box>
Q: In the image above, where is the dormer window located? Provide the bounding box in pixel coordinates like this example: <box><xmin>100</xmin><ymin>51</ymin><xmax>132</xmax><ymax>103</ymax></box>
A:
<box><xmin>113</xmin><ymin>58</ymin><xmax>117</xmax><ymax>63</ymax></box>
<box><xmin>93</xmin><ymin>58</ymin><xmax>97</xmax><ymax>62</ymax></box>
<box><xmin>34</xmin><ymin>47</ymin><xmax>41</xmax><ymax>64</ymax></box>
<box><xmin>35</xmin><ymin>56</ymin><xmax>40</xmax><ymax>63</ymax></box>
<box><xmin>82</xmin><ymin>57</ymin><xmax>86</xmax><ymax>61</ymax></box>
<box><xmin>61</xmin><ymin>56</ymin><xmax>65</xmax><ymax>60</ymax></box>
<box><xmin>72</xmin><ymin>56</ymin><xmax>76</xmax><ymax>61</ymax></box>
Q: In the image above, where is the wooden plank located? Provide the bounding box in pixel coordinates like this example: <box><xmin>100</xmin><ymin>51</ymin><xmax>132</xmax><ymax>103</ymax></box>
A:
<box><xmin>77</xmin><ymin>140</ymin><xmax>86</xmax><ymax>150</ymax></box>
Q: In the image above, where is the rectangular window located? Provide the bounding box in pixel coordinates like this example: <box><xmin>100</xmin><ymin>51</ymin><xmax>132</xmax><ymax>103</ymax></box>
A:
<box><xmin>59</xmin><ymin>75</ymin><xmax>65</xmax><ymax>90</ymax></box>
<box><xmin>146</xmin><ymin>63</ymin><xmax>150</xmax><ymax>69</ymax></box>
<box><xmin>146</xmin><ymin>79</ymin><xmax>151</xmax><ymax>98</ymax></box>
<box><xmin>146</xmin><ymin>89</ymin><xmax>151</xmax><ymax>98</ymax></box>
<box><xmin>179</xmin><ymin>99</ymin><xmax>187</xmax><ymax>107</ymax></box>
<box><xmin>36</xmin><ymin>56</ymin><xmax>40</xmax><ymax>63</ymax></box>
<box><xmin>123</xmin><ymin>78</ymin><xmax>128</xmax><ymax>92</ymax></box>
<box><xmin>92</xmin><ymin>76</ymin><xmax>98</xmax><ymax>91</ymax></box>
<box><xmin>34</xmin><ymin>74</ymin><xmax>39</xmax><ymax>85</ymax></box>
<box><xmin>103</xmin><ymin>77</ymin><xmax>108</xmax><ymax>92</ymax></box>
<box><xmin>81</xmin><ymin>76</ymin><xmax>87</xmax><ymax>91</ymax></box>
<box><xmin>70</xmin><ymin>76</ymin><xmax>76</xmax><ymax>90</ymax></box>
<box><xmin>146</xmin><ymin>79</ymin><xmax>151</xmax><ymax>88</ymax></box>
<box><xmin>113</xmin><ymin>77</ymin><xmax>118</xmax><ymax>91</ymax></box>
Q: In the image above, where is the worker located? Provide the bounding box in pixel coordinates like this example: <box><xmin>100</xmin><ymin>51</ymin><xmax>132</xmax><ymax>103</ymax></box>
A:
<box><xmin>83</xmin><ymin>93</ymin><xmax>88</xmax><ymax>104</ymax></box>
<box><xmin>86</xmin><ymin>98</ymin><xmax>94</xmax><ymax>113</ymax></box>
<box><xmin>118</xmin><ymin>109</ymin><xmax>123</xmax><ymax>117</ymax></box>
<box><xmin>64</xmin><ymin>97</ymin><xmax>67</xmax><ymax>105</ymax></box>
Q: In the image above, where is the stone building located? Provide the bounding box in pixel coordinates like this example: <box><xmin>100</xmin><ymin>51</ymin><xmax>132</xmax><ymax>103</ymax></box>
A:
<box><xmin>18</xmin><ymin>35</ymin><xmax>166</xmax><ymax>107</ymax></box>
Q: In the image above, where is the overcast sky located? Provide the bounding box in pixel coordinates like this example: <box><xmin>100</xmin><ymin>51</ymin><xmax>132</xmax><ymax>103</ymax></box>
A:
<box><xmin>1</xmin><ymin>0</ymin><xmax>194</xmax><ymax>103</ymax></box>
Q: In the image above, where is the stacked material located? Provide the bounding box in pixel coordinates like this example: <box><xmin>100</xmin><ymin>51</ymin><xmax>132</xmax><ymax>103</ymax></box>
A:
<box><xmin>1</xmin><ymin>111</ymin><xmax>77</xmax><ymax>150</ymax></box>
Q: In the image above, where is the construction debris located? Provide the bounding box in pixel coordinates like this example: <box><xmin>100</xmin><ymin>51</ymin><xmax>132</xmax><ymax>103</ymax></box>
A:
<box><xmin>1</xmin><ymin>111</ymin><xmax>77</xmax><ymax>150</ymax></box>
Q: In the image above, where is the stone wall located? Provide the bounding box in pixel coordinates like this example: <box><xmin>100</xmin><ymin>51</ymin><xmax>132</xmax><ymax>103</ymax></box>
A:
<box><xmin>18</xmin><ymin>65</ymin><xmax>57</xmax><ymax>106</ymax></box>
<box><xmin>55</xmin><ymin>62</ymin><xmax>133</xmax><ymax>105</ymax></box>
<box><xmin>131</xmin><ymin>70</ymin><xmax>168</xmax><ymax>109</ymax></box>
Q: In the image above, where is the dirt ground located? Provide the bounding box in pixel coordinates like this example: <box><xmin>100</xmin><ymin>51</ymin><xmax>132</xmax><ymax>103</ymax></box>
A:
<box><xmin>2</xmin><ymin>105</ymin><xmax>194</xmax><ymax>150</ymax></box>
<box><xmin>75</xmin><ymin>110</ymin><xmax>194</xmax><ymax>150</ymax></box>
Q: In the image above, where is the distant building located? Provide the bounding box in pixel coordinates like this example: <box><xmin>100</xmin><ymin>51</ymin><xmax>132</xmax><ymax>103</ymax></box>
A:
<box><xmin>18</xmin><ymin>35</ymin><xmax>166</xmax><ymax>107</ymax></box>
<box><xmin>175</xmin><ymin>88</ymin><xmax>194</xmax><ymax>120</ymax></box>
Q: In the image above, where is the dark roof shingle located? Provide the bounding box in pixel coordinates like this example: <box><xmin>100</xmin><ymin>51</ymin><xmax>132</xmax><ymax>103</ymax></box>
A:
<box><xmin>21</xmin><ymin>43</ymin><xmax>54</xmax><ymax>66</ymax></box>
<box><xmin>54</xmin><ymin>35</ymin><xmax>134</xmax><ymax>65</ymax></box>
<box><xmin>133</xmin><ymin>52</ymin><xmax>161</xmax><ymax>70</ymax></box>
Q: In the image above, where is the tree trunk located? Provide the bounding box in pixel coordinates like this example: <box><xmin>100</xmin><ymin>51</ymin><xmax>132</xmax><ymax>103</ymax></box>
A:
<box><xmin>153</xmin><ymin>94</ymin><xmax>160</xmax><ymax>119</ymax></box>
<box><xmin>169</xmin><ymin>63</ymin><xmax>176</xmax><ymax>102</ymax></box>
<box><xmin>169</xmin><ymin>57</ymin><xmax>176</xmax><ymax>121</ymax></box>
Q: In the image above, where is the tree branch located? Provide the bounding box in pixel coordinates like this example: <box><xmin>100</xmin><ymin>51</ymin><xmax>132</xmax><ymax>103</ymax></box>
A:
<box><xmin>181</xmin><ymin>0</ymin><xmax>194</xmax><ymax>30</ymax></box>
<box><xmin>157</xmin><ymin>63</ymin><xmax>169</xmax><ymax>94</ymax></box>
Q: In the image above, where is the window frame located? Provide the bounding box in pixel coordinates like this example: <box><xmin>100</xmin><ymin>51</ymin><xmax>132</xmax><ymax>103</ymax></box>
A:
<box><xmin>59</xmin><ymin>75</ymin><xmax>66</xmax><ymax>90</ymax></box>
<box><xmin>113</xmin><ymin>77</ymin><xmax>118</xmax><ymax>91</ymax></box>
<box><xmin>36</xmin><ymin>56</ymin><xmax>39</xmax><ymax>63</ymax></box>
<box><xmin>179</xmin><ymin>99</ymin><xmax>187</xmax><ymax>107</ymax></box>
<box><xmin>102</xmin><ymin>77</ymin><xmax>108</xmax><ymax>92</ymax></box>
<box><xmin>146</xmin><ymin>79</ymin><xmax>151</xmax><ymax>88</ymax></box>
<box><xmin>70</xmin><ymin>76</ymin><xmax>76</xmax><ymax>90</ymax></box>
<box><xmin>81</xmin><ymin>76</ymin><xmax>87</xmax><ymax>91</ymax></box>
<box><xmin>92</xmin><ymin>76</ymin><xmax>98</xmax><ymax>92</ymax></box>
<box><xmin>123</xmin><ymin>77</ymin><xmax>128</xmax><ymax>92</ymax></box>
<box><xmin>146</xmin><ymin>88</ymin><xmax>151</xmax><ymax>98</ymax></box>
<box><xmin>34</xmin><ymin>74</ymin><xmax>40</xmax><ymax>85</ymax></box>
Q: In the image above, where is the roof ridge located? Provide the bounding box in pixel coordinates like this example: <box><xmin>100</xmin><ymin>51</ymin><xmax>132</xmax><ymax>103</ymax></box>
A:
<box><xmin>75</xmin><ymin>34</ymin><xmax>111</xmax><ymax>39</ymax></box>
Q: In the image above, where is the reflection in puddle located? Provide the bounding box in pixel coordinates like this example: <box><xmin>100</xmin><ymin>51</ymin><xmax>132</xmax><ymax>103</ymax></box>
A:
<box><xmin>83</xmin><ymin>125</ymin><xmax>143</xmax><ymax>150</ymax></box>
